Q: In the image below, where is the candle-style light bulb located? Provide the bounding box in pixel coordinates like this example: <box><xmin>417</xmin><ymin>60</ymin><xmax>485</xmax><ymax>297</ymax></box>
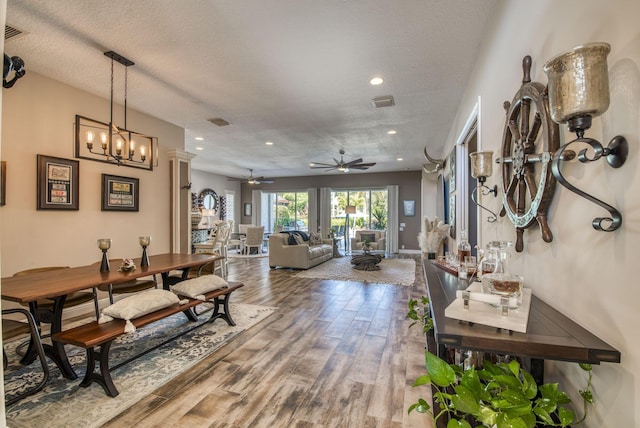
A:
<box><xmin>100</xmin><ymin>132</ymin><xmax>108</xmax><ymax>150</ymax></box>
<box><xmin>115</xmin><ymin>138</ymin><xmax>123</xmax><ymax>156</ymax></box>
<box><xmin>140</xmin><ymin>145</ymin><xmax>146</xmax><ymax>162</ymax></box>
<box><xmin>86</xmin><ymin>130</ymin><xmax>94</xmax><ymax>150</ymax></box>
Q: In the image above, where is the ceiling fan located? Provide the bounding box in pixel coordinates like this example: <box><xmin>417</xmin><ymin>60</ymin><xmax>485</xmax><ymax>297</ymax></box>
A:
<box><xmin>226</xmin><ymin>169</ymin><xmax>274</xmax><ymax>184</ymax></box>
<box><xmin>309</xmin><ymin>149</ymin><xmax>376</xmax><ymax>172</ymax></box>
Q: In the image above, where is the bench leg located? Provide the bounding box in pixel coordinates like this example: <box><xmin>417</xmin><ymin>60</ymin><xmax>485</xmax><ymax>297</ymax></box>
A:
<box><xmin>80</xmin><ymin>341</ymin><xmax>119</xmax><ymax>397</ymax></box>
<box><xmin>207</xmin><ymin>293</ymin><xmax>236</xmax><ymax>326</ymax></box>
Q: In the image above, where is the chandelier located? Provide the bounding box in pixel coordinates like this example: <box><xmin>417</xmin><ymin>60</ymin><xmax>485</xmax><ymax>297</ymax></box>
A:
<box><xmin>75</xmin><ymin>51</ymin><xmax>157</xmax><ymax>170</ymax></box>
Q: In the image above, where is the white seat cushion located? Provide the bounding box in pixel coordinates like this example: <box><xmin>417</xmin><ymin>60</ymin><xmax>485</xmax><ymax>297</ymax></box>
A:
<box><xmin>99</xmin><ymin>289</ymin><xmax>180</xmax><ymax>333</ymax></box>
<box><xmin>171</xmin><ymin>274</ymin><xmax>228</xmax><ymax>300</ymax></box>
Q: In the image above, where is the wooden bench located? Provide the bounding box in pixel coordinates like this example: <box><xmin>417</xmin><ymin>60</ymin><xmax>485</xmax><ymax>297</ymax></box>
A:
<box><xmin>53</xmin><ymin>281</ymin><xmax>244</xmax><ymax>397</ymax></box>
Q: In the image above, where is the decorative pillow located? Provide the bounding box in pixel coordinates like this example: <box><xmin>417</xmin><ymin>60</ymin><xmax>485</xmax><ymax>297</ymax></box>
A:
<box><xmin>296</xmin><ymin>231</ymin><xmax>310</xmax><ymax>241</ymax></box>
<box><xmin>99</xmin><ymin>289</ymin><xmax>180</xmax><ymax>333</ymax></box>
<box><xmin>293</xmin><ymin>233</ymin><xmax>305</xmax><ymax>245</ymax></box>
<box><xmin>172</xmin><ymin>275</ymin><xmax>228</xmax><ymax>300</ymax></box>
<box><xmin>287</xmin><ymin>233</ymin><xmax>298</xmax><ymax>245</ymax></box>
<box><xmin>309</xmin><ymin>232</ymin><xmax>323</xmax><ymax>245</ymax></box>
<box><xmin>360</xmin><ymin>233</ymin><xmax>376</xmax><ymax>243</ymax></box>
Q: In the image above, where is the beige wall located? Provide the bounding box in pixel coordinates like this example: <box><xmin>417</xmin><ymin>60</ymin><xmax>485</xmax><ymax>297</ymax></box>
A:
<box><xmin>442</xmin><ymin>1</ymin><xmax>639</xmax><ymax>426</ymax></box>
<box><xmin>238</xmin><ymin>170</ymin><xmax>424</xmax><ymax>250</ymax></box>
<box><xmin>1</xmin><ymin>71</ymin><xmax>185</xmax><ymax>274</ymax></box>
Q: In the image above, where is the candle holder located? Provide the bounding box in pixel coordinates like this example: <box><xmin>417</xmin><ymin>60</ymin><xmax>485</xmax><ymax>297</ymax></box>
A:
<box><xmin>97</xmin><ymin>238</ymin><xmax>112</xmax><ymax>272</ymax></box>
<box><xmin>139</xmin><ymin>236</ymin><xmax>151</xmax><ymax>267</ymax></box>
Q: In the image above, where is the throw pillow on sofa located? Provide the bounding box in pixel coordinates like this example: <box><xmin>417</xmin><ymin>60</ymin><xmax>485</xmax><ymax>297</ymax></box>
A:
<box><xmin>309</xmin><ymin>232</ymin><xmax>323</xmax><ymax>245</ymax></box>
<box><xmin>360</xmin><ymin>233</ymin><xmax>376</xmax><ymax>243</ymax></box>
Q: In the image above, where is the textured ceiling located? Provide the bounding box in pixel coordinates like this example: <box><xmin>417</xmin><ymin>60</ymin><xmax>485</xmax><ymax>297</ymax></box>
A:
<box><xmin>5</xmin><ymin>0</ymin><xmax>499</xmax><ymax>179</ymax></box>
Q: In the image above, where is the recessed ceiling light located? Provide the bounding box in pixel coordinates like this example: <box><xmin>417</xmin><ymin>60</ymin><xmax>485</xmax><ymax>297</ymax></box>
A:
<box><xmin>265</xmin><ymin>141</ymin><xmax>274</xmax><ymax>145</ymax></box>
<box><xmin>195</xmin><ymin>146</ymin><xmax>204</xmax><ymax>151</ymax></box>
<box><xmin>195</xmin><ymin>137</ymin><xmax>204</xmax><ymax>141</ymax></box>
<box><xmin>370</xmin><ymin>77</ymin><xmax>384</xmax><ymax>85</ymax></box>
<box><xmin>397</xmin><ymin>157</ymin><xmax>403</xmax><ymax>161</ymax></box>
<box><xmin>387</xmin><ymin>130</ymin><xmax>397</xmax><ymax>135</ymax></box>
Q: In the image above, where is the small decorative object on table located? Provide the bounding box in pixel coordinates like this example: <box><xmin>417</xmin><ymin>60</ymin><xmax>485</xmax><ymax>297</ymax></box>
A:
<box><xmin>118</xmin><ymin>258</ymin><xmax>136</xmax><ymax>272</ymax></box>
<box><xmin>97</xmin><ymin>238</ymin><xmax>111</xmax><ymax>272</ymax></box>
<box><xmin>139</xmin><ymin>235</ymin><xmax>151</xmax><ymax>267</ymax></box>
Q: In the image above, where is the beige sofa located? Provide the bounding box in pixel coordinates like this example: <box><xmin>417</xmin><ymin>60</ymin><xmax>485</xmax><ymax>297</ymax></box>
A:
<box><xmin>351</xmin><ymin>229</ymin><xmax>386</xmax><ymax>251</ymax></box>
<box><xmin>269</xmin><ymin>233</ymin><xmax>333</xmax><ymax>269</ymax></box>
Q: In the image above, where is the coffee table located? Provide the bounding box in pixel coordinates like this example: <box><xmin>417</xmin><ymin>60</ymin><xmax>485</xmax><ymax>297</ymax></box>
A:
<box><xmin>351</xmin><ymin>253</ymin><xmax>384</xmax><ymax>271</ymax></box>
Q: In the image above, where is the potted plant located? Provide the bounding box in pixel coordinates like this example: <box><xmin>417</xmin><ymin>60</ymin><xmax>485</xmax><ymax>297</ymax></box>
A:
<box><xmin>407</xmin><ymin>298</ymin><xmax>594</xmax><ymax>428</ymax></box>
<box><xmin>362</xmin><ymin>237</ymin><xmax>373</xmax><ymax>254</ymax></box>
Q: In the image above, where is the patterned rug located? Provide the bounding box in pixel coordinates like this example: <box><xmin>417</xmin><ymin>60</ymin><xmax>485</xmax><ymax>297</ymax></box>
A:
<box><xmin>294</xmin><ymin>256</ymin><xmax>416</xmax><ymax>286</ymax></box>
<box><xmin>4</xmin><ymin>303</ymin><xmax>276</xmax><ymax>428</ymax></box>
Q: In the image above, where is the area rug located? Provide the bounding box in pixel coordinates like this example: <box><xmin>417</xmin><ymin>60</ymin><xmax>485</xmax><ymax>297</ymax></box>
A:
<box><xmin>294</xmin><ymin>256</ymin><xmax>416</xmax><ymax>286</ymax></box>
<box><xmin>4</xmin><ymin>303</ymin><xmax>276</xmax><ymax>428</ymax></box>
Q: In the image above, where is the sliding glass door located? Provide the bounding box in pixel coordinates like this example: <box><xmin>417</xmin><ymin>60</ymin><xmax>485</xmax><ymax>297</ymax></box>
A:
<box><xmin>264</xmin><ymin>191</ymin><xmax>309</xmax><ymax>233</ymax></box>
<box><xmin>330</xmin><ymin>189</ymin><xmax>387</xmax><ymax>252</ymax></box>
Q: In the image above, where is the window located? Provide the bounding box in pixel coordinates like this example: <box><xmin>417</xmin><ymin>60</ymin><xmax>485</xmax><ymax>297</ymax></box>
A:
<box><xmin>330</xmin><ymin>189</ymin><xmax>387</xmax><ymax>251</ymax></box>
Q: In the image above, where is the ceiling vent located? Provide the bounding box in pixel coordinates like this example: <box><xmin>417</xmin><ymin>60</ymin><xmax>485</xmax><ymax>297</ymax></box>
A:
<box><xmin>5</xmin><ymin>24</ymin><xmax>27</xmax><ymax>41</ymax></box>
<box><xmin>208</xmin><ymin>117</ymin><xmax>230</xmax><ymax>127</ymax></box>
<box><xmin>371</xmin><ymin>95</ymin><xmax>395</xmax><ymax>108</ymax></box>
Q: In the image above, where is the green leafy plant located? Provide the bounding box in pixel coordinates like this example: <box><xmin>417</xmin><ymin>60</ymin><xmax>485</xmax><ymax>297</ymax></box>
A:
<box><xmin>406</xmin><ymin>298</ymin><xmax>594</xmax><ymax>428</ymax></box>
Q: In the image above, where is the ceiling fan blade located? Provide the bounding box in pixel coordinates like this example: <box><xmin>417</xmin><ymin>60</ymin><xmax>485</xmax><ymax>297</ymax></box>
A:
<box><xmin>310</xmin><ymin>165</ymin><xmax>336</xmax><ymax>169</ymax></box>
<box><xmin>344</xmin><ymin>158</ymin><xmax>363</xmax><ymax>166</ymax></box>
<box><xmin>260</xmin><ymin>180</ymin><xmax>275</xmax><ymax>184</ymax></box>
<box><xmin>354</xmin><ymin>162</ymin><xmax>376</xmax><ymax>167</ymax></box>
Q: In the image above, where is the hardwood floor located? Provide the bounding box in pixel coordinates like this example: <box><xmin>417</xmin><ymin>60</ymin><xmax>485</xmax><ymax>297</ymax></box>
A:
<box><xmin>103</xmin><ymin>255</ymin><xmax>433</xmax><ymax>428</ymax></box>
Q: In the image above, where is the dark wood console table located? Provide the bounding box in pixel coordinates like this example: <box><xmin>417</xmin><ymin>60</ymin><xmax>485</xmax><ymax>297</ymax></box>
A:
<box><xmin>423</xmin><ymin>260</ymin><xmax>620</xmax><ymax>385</ymax></box>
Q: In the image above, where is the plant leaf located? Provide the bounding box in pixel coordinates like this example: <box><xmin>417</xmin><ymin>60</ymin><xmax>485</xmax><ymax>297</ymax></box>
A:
<box><xmin>451</xmin><ymin>384</ymin><xmax>481</xmax><ymax>414</ymax></box>
<box><xmin>412</xmin><ymin>374</ymin><xmax>431</xmax><ymax>387</ymax></box>
<box><xmin>408</xmin><ymin>398</ymin><xmax>431</xmax><ymax>414</ymax></box>
<box><xmin>557</xmin><ymin>406</ymin><xmax>575</xmax><ymax>426</ymax></box>
<box><xmin>425</xmin><ymin>351</ymin><xmax>456</xmax><ymax>388</ymax></box>
<box><xmin>446</xmin><ymin>419</ymin><xmax>472</xmax><ymax>428</ymax></box>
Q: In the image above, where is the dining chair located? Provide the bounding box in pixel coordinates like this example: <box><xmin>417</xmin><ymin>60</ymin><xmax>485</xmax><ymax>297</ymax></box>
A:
<box><xmin>93</xmin><ymin>259</ymin><xmax>158</xmax><ymax>305</ymax></box>
<box><xmin>244</xmin><ymin>226</ymin><xmax>265</xmax><ymax>255</ymax></box>
<box><xmin>2</xmin><ymin>307</ymin><xmax>49</xmax><ymax>406</ymax></box>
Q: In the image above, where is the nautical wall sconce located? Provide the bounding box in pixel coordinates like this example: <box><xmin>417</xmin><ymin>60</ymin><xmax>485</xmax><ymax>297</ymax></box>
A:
<box><xmin>75</xmin><ymin>51</ymin><xmax>157</xmax><ymax>170</ymax></box>
<box><xmin>469</xmin><ymin>151</ymin><xmax>498</xmax><ymax>223</ymax></box>
<box><xmin>544</xmin><ymin>42</ymin><xmax>628</xmax><ymax>232</ymax></box>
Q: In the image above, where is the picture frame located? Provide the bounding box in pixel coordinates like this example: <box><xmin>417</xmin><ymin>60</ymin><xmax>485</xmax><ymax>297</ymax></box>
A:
<box><xmin>37</xmin><ymin>154</ymin><xmax>79</xmax><ymax>210</ymax></box>
<box><xmin>449</xmin><ymin>147</ymin><xmax>456</xmax><ymax>193</ymax></box>
<box><xmin>101</xmin><ymin>174</ymin><xmax>139</xmax><ymax>211</ymax></box>
<box><xmin>244</xmin><ymin>202</ymin><xmax>252</xmax><ymax>217</ymax></box>
<box><xmin>449</xmin><ymin>194</ymin><xmax>456</xmax><ymax>238</ymax></box>
<box><xmin>403</xmin><ymin>200</ymin><xmax>415</xmax><ymax>217</ymax></box>
<box><xmin>0</xmin><ymin>161</ymin><xmax>6</xmax><ymax>206</ymax></box>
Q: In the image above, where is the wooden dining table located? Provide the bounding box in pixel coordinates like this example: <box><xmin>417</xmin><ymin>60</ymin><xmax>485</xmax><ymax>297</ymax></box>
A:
<box><xmin>1</xmin><ymin>253</ymin><xmax>217</xmax><ymax>379</ymax></box>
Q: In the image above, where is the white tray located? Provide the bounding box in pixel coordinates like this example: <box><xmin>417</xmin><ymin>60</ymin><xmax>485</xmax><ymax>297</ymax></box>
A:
<box><xmin>444</xmin><ymin>281</ymin><xmax>532</xmax><ymax>333</ymax></box>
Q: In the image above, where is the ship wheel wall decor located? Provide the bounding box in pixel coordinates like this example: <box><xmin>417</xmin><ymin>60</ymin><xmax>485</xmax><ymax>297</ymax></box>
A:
<box><xmin>497</xmin><ymin>55</ymin><xmax>561</xmax><ymax>252</ymax></box>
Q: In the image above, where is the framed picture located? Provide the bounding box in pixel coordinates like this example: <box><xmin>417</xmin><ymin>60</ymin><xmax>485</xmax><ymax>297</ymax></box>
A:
<box><xmin>449</xmin><ymin>147</ymin><xmax>456</xmax><ymax>193</ymax></box>
<box><xmin>37</xmin><ymin>155</ymin><xmax>79</xmax><ymax>210</ymax></box>
<box><xmin>243</xmin><ymin>202</ymin><xmax>252</xmax><ymax>217</ymax></box>
<box><xmin>403</xmin><ymin>200</ymin><xmax>415</xmax><ymax>216</ymax></box>
<box><xmin>101</xmin><ymin>174</ymin><xmax>139</xmax><ymax>211</ymax></box>
<box><xmin>449</xmin><ymin>194</ymin><xmax>456</xmax><ymax>238</ymax></box>
<box><xmin>0</xmin><ymin>161</ymin><xmax>5</xmax><ymax>206</ymax></box>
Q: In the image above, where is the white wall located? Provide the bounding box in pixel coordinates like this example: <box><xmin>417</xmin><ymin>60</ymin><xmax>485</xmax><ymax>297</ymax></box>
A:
<box><xmin>442</xmin><ymin>0</ymin><xmax>639</xmax><ymax>426</ymax></box>
<box><xmin>1</xmin><ymin>71</ymin><xmax>185</xmax><ymax>273</ymax></box>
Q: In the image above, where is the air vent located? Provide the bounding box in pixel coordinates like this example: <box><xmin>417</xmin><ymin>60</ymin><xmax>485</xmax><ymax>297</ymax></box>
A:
<box><xmin>371</xmin><ymin>95</ymin><xmax>395</xmax><ymax>108</ymax></box>
<box><xmin>5</xmin><ymin>25</ymin><xmax>27</xmax><ymax>41</ymax></box>
<box><xmin>208</xmin><ymin>118</ymin><xmax>230</xmax><ymax>127</ymax></box>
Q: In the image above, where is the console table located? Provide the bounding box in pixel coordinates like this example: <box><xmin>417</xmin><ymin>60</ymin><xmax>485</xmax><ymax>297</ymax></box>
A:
<box><xmin>423</xmin><ymin>260</ymin><xmax>620</xmax><ymax>384</ymax></box>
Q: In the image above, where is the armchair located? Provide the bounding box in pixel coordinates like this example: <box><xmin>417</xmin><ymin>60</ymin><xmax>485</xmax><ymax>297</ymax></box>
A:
<box><xmin>351</xmin><ymin>230</ymin><xmax>386</xmax><ymax>252</ymax></box>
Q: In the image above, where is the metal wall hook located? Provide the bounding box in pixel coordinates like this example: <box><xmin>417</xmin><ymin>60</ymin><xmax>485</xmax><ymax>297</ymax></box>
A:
<box><xmin>472</xmin><ymin>182</ymin><xmax>498</xmax><ymax>223</ymax></box>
